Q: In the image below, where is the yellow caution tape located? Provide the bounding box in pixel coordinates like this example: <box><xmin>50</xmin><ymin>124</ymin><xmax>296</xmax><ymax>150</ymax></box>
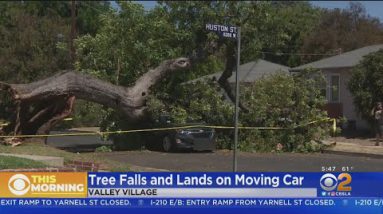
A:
<box><xmin>332</xmin><ymin>118</ymin><xmax>337</xmax><ymax>134</ymax></box>
<box><xmin>0</xmin><ymin>117</ymin><xmax>336</xmax><ymax>139</ymax></box>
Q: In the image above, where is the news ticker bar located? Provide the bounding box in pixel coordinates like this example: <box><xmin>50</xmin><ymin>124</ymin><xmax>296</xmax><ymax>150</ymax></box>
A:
<box><xmin>0</xmin><ymin>198</ymin><xmax>383</xmax><ymax>208</ymax></box>
<box><xmin>1</xmin><ymin>172</ymin><xmax>383</xmax><ymax>198</ymax></box>
<box><xmin>87</xmin><ymin>188</ymin><xmax>317</xmax><ymax>198</ymax></box>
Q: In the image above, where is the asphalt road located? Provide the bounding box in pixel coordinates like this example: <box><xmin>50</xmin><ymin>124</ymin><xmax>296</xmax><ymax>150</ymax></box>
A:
<box><xmin>46</xmin><ymin>131</ymin><xmax>383</xmax><ymax>172</ymax></box>
<box><xmin>100</xmin><ymin>150</ymin><xmax>383</xmax><ymax>172</ymax></box>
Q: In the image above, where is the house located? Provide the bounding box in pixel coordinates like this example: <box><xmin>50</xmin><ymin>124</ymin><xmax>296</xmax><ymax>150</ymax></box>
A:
<box><xmin>189</xmin><ymin>59</ymin><xmax>290</xmax><ymax>85</ymax></box>
<box><xmin>185</xmin><ymin>59</ymin><xmax>290</xmax><ymax>107</ymax></box>
<box><xmin>290</xmin><ymin>44</ymin><xmax>383</xmax><ymax>129</ymax></box>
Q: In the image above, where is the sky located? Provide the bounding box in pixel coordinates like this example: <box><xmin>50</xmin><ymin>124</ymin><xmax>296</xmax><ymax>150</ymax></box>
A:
<box><xmin>310</xmin><ymin>1</ymin><xmax>383</xmax><ymax>21</ymax></box>
<box><xmin>136</xmin><ymin>1</ymin><xmax>383</xmax><ymax>21</ymax></box>
<box><xmin>137</xmin><ymin>1</ymin><xmax>156</xmax><ymax>10</ymax></box>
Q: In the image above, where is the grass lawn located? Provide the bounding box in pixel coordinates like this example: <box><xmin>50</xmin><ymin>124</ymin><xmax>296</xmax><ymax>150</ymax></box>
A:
<box><xmin>0</xmin><ymin>143</ymin><xmax>131</xmax><ymax>171</ymax></box>
<box><xmin>0</xmin><ymin>155</ymin><xmax>47</xmax><ymax>169</ymax></box>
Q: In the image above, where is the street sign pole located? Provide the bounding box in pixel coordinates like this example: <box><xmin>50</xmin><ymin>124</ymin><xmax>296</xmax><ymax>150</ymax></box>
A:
<box><xmin>205</xmin><ymin>23</ymin><xmax>240</xmax><ymax>172</ymax></box>
<box><xmin>233</xmin><ymin>27</ymin><xmax>241</xmax><ymax>172</ymax></box>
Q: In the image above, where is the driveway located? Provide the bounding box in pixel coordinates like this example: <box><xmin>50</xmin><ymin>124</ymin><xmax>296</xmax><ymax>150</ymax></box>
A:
<box><xmin>100</xmin><ymin>150</ymin><xmax>383</xmax><ymax>172</ymax></box>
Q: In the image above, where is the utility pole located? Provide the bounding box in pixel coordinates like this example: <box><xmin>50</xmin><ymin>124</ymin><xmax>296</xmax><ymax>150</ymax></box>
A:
<box><xmin>116</xmin><ymin>57</ymin><xmax>120</xmax><ymax>85</ymax></box>
<box><xmin>233</xmin><ymin>27</ymin><xmax>241</xmax><ymax>172</ymax></box>
<box><xmin>70</xmin><ymin>0</ymin><xmax>77</xmax><ymax>63</ymax></box>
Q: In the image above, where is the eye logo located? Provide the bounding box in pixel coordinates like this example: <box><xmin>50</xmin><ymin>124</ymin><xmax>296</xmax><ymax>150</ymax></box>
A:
<box><xmin>320</xmin><ymin>173</ymin><xmax>352</xmax><ymax>192</ymax></box>
<box><xmin>8</xmin><ymin>174</ymin><xmax>31</xmax><ymax>196</ymax></box>
<box><xmin>320</xmin><ymin>173</ymin><xmax>338</xmax><ymax>191</ymax></box>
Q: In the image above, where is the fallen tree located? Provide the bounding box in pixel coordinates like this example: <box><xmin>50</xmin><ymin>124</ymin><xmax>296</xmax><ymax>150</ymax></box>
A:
<box><xmin>0</xmin><ymin>57</ymin><xmax>190</xmax><ymax>144</ymax></box>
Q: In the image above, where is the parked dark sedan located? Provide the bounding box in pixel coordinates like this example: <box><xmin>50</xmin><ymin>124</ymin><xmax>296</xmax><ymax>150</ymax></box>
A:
<box><xmin>146</xmin><ymin>115</ymin><xmax>216</xmax><ymax>152</ymax></box>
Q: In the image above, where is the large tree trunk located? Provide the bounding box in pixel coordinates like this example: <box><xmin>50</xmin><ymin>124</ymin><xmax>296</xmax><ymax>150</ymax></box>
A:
<box><xmin>217</xmin><ymin>46</ymin><xmax>249</xmax><ymax>112</ymax></box>
<box><xmin>194</xmin><ymin>38</ymin><xmax>249</xmax><ymax>112</ymax></box>
<box><xmin>0</xmin><ymin>57</ymin><xmax>190</xmax><ymax>144</ymax></box>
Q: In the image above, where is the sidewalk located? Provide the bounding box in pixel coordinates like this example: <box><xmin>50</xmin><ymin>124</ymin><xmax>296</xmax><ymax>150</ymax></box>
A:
<box><xmin>0</xmin><ymin>153</ymin><xmax>64</xmax><ymax>167</ymax></box>
<box><xmin>322</xmin><ymin>137</ymin><xmax>383</xmax><ymax>158</ymax></box>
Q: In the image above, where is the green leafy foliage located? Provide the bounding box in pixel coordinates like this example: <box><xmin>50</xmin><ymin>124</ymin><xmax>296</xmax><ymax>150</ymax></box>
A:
<box><xmin>258</xmin><ymin>2</ymin><xmax>321</xmax><ymax>67</ymax></box>
<box><xmin>0</xmin><ymin>1</ymin><xmax>110</xmax><ymax>123</ymax></box>
<box><xmin>147</xmin><ymin>79</ymin><xmax>235</xmax><ymax>150</ymax></box>
<box><xmin>0</xmin><ymin>2</ymin><xmax>71</xmax><ymax>83</ymax></box>
<box><xmin>0</xmin><ymin>1</ymin><xmax>345</xmax><ymax>152</ymax></box>
<box><xmin>239</xmin><ymin>69</ymin><xmax>329</xmax><ymax>152</ymax></box>
<box><xmin>73</xmin><ymin>2</ymin><xmax>331</xmax><ymax>151</ymax></box>
<box><xmin>95</xmin><ymin>145</ymin><xmax>112</xmax><ymax>153</ymax></box>
<box><xmin>75</xmin><ymin>2</ymin><xmax>181</xmax><ymax>85</ymax></box>
<box><xmin>160</xmin><ymin>1</ymin><xmax>321</xmax><ymax>67</ymax></box>
<box><xmin>74</xmin><ymin>2</ymin><xmax>185</xmax><ymax>150</ymax></box>
<box><xmin>348</xmin><ymin>49</ymin><xmax>383</xmax><ymax>126</ymax></box>
<box><xmin>147</xmin><ymin>69</ymin><xmax>329</xmax><ymax>152</ymax></box>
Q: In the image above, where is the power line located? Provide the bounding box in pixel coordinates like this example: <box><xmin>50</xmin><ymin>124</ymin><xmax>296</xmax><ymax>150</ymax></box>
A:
<box><xmin>257</xmin><ymin>51</ymin><xmax>339</xmax><ymax>56</ymax></box>
<box><xmin>81</xmin><ymin>1</ymin><xmax>114</xmax><ymax>14</ymax></box>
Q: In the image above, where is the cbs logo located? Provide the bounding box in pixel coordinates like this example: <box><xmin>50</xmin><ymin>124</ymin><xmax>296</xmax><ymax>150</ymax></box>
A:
<box><xmin>320</xmin><ymin>173</ymin><xmax>352</xmax><ymax>191</ymax></box>
<box><xmin>8</xmin><ymin>174</ymin><xmax>31</xmax><ymax>196</ymax></box>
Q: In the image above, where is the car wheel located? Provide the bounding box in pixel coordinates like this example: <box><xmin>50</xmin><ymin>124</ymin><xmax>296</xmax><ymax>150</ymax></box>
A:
<box><xmin>162</xmin><ymin>136</ymin><xmax>173</xmax><ymax>152</ymax></box>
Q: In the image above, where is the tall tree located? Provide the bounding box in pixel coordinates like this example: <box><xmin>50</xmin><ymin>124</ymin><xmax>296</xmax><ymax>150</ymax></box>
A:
<box><xmin>0</xmin><ymin>1</ymin><xmax>111</xmax><ymax>83</ymax></box>
<box><xmin>74</xmin><ymin>1</ymin><xmax>323</xmax><ymax>128</ymax></box>
<box><xmin>348</xmin><ymin>50</ymin><xmax>383</xmax><ymax>126</ymax></box>
<box><xmin>260</xmin><ymin>1</ymin><xmax>321</xmax><ymax>67</ymax></box>
<box><xmin>300</xmin><ymin>2</ymin><xmax>383</xmax><ymax>63</ymax></box>
<box><xmin>0</xmin><ymin>2</ymin><xmax>71</xmax><ymax>83</ymax></box>
<box><xmin>0</xmin><ymin>1</ymin><xmax>112</xmax><ymax>127</ymax></box>
<box><xmin>156</xmin><ymin>1</ymin><xmax>321</xmax><ymax>107</ymax></box>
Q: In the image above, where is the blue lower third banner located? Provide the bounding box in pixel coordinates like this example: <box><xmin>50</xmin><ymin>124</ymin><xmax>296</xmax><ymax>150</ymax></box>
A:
<box><xmin>0</xmin><ymin>172</ymin><xmax>382</xmax><ymax>213</ymax></box>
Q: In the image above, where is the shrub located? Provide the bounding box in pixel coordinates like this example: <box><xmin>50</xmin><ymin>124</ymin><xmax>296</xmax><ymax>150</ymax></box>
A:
<box><xmin>348</xmin><ymin>49</ymin><xmax>383</xmax><ymax>127</ymax></box>
<box><xmin>95</xmin><ymin>145</ymin><xmax>112</xmax><ymax>153</ymax></box>
<box><xmin>174</xmin><ymin>69</ymin><xmax>329</xmax><ymax>152</ymax></box>
<box><xmin>239</xmin><ymin>69</ymin><xmax>329</xmax><ymax>152</ymax></box>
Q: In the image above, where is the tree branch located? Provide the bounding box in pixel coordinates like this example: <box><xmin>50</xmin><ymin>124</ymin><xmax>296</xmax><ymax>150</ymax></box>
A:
<box><xmin>0</xmin><ymin>57</ymin><xmax>191</xmax><ymax>142</ymax></box>
<box><xmin>217</xmin><ymin>46</ymin><xmax>249</xmax><ymax>112</ymax></box>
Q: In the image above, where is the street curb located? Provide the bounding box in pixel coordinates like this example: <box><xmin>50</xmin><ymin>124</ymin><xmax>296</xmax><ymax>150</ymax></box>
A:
<box><xmin>0</xmin><ymin>167</ymin><xmax>76</xmax><ymax>172</ymax></box>
<box><xmin>323</xmin><ymin>150</ymin><xmax>383</xmax><ymax>159</ymax></box>
<box><xmin>0</xmin><ymin>153</ymin><xmax>64</xmax><ymax>167</ymax></box>
<box><xmin>129</xmin><ymin>164</ymin><xmax>170</xmax><ymax>172</ymax></box>
<box><xmin>321</xmin><ymin>140</ymin><xmax>383</xmax><ymax>159</ymax></box>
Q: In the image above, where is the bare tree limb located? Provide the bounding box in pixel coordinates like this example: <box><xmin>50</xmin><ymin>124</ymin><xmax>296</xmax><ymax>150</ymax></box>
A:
<box><xmin>0</xmin><ymin>57</ymin><xmax>191</xmax><ymax>143</ymax></box>
<box><xmin>217</xmin><ymin>46</ymin><xmax>249</xmax><ymax>112</ymax></box>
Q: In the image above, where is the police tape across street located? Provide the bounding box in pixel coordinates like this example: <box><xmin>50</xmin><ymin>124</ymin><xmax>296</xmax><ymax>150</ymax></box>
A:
<box><xmin>0</xmin><ymin>118</ymin><xmax>337</xmax><ymax>139</ymax></box>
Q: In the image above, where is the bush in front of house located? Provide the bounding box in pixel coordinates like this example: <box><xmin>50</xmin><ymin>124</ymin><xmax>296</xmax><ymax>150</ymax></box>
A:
<box><xmin>348</xmin><ymin>49</ymin><xmax>383</xmax><ymax>127</ymax></box>
<box><xmin>162</xmin><ymin>69</ymin><xmax>329</xmax><ymax>152</ymax></box>
<box><xmin>239</xmin><ymin>69</ymin><xmax>329</xmax><ymax>152</ymax></box>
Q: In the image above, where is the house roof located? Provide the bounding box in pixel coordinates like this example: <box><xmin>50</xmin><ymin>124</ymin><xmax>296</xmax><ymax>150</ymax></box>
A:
<box><xmin>291</xmin><ymin>44</ymin><xmax>383</xmax><ymax>71</ymax></box>
<box><xmin>189</xmin><ymin>59</ymin><xmax>290</xmax><ymax>84</ymax></box>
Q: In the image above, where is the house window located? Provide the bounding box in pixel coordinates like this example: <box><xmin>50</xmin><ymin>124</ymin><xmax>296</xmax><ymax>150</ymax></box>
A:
<box><xmin>320</xmin><ymin>80</ymin><xmax>326</xmax><ymax>99</ymax></box>
<box><xmin>330</xmin><ymin>75</ymin><xmax>340</xmax><ymax>103</ymax></box>
<box><xmin>320</xmin><ymin>88</ymin><xmax>327</xmax><ymax>99</ymax></box>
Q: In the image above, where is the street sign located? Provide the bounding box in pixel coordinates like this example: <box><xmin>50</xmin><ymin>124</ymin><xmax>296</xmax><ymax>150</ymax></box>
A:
<box><xmin>205</xmin><ymin>23</ymin><xmax>237</xmax><ymax>39</ymax></box>
<box><xmin>205</xmin><ymin>23</ymin><xmax>241</xmax><ymax>172</ymax></box>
